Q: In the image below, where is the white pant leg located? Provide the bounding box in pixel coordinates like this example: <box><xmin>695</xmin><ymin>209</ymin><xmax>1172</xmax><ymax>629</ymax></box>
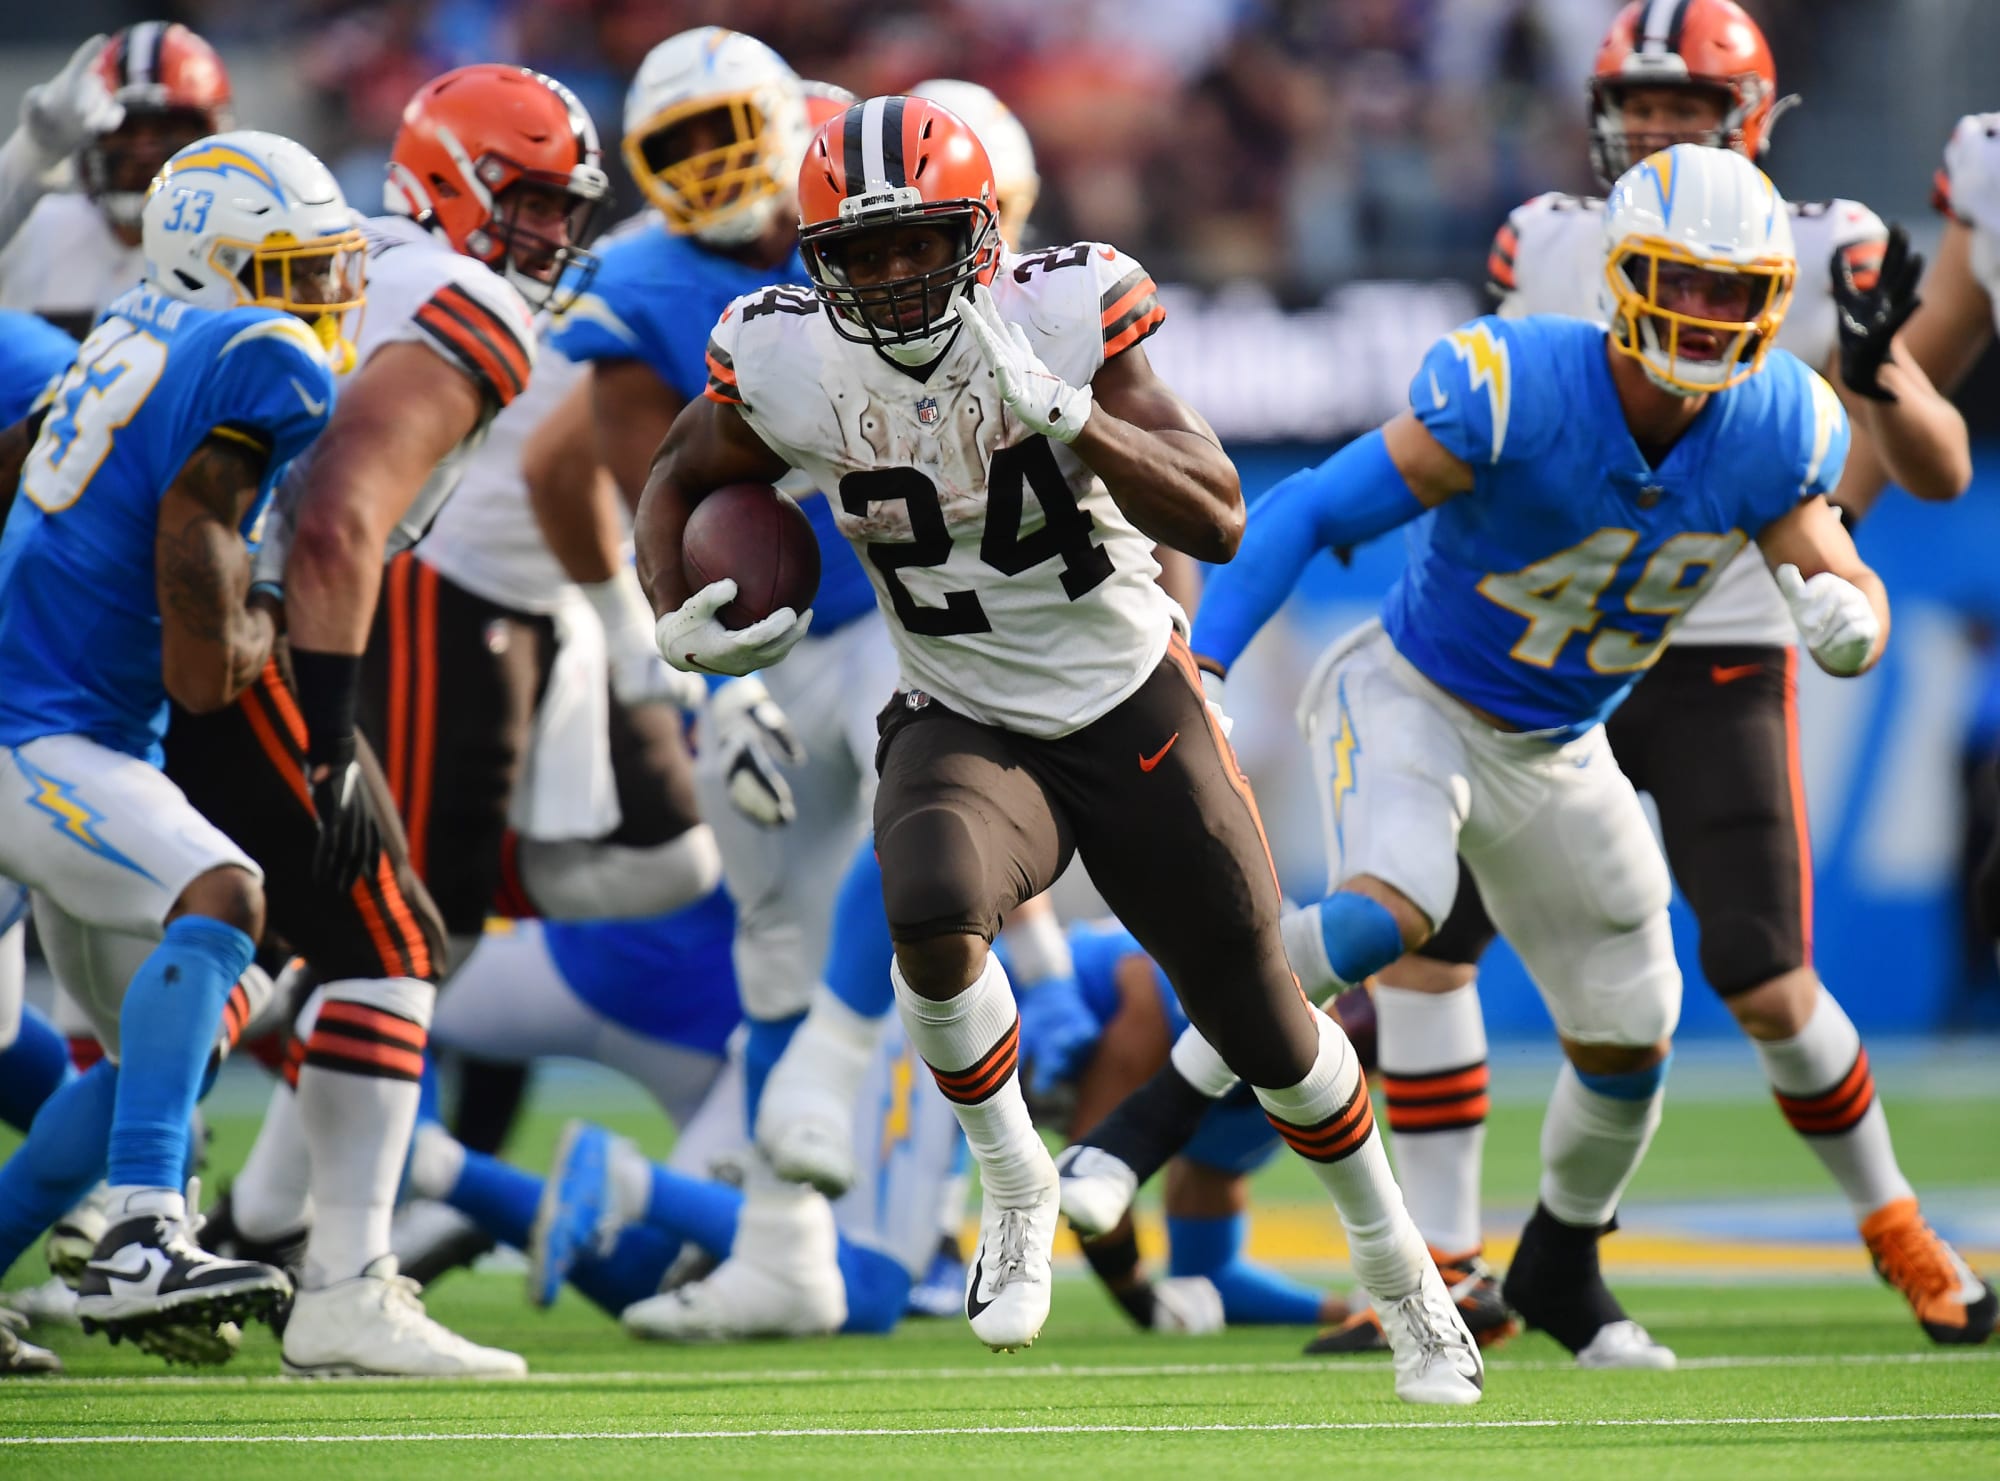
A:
<box><xmin>695</xmin><ymin>616</ymin><xmax>899</xmax><ymax>1021</ymax></box>
<box><xmin>0</xmin><ymin>921</ymin><xmax>23</xmax><ymax>1049</ymax></box>
<box><xmin>832</xmin><ymin>1023</ymin><xmax>967</xmax><ymax>1279</ymax></box>
<box><xmin>1297</xmin><ymin>621</ymin><xmax>1472</xmax><ymax>926</ymax></box>
<box><xmin>30</xmin><ymin>893</ymin><xmax>156</xmax><ymax>1056</ymax></box>
<box><xmin>663</xmin><ymin>1051</ymin><xmax>746</xmax><ymax>1177</ymax></box>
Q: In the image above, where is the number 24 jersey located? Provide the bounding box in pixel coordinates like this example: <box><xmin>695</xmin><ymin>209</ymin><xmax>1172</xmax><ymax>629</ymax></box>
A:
<box><xmin>706</xmin><ymin>243</ymin><xmax>1175</xmax><ymax>739</ymax></box>
<box><xmin>1384</xmin><ymin>314</ymin><xmax>1849</xmax><ymax>739</ymax></box>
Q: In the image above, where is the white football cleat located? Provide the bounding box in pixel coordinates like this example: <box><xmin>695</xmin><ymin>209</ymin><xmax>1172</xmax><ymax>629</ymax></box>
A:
<box><xmin>1575</xmin><ymin>1318</ymin><xmax>1677</xmax><ymax>1370</ymax></box>
<box><xmin>282</xmin><ymin>1256</ymin><xmax>526</xmax><ymax>1378</ymax></box>
<box><xmin>1150</xmin><ymin>1275</ymin><xmax>1226</xmax><ymax>1335</ymax></box>
<box><xmin>965</xmin><ymin>1160</ymin><xmax>1060</xmax><ymax>1353</ymax></box>
<box><xmin>622</xmin><ymin>1175</ymin><xmax>845</xmax><ymax>1342</ymax></box>
<box><xmin>758</xmin><ymin>1106</ymin><xmax>857</xmax><ymax>1200</ymax></box>
<box><xmin>1054</xmin><ymin>1143</ymin><xmax>1138</xmax><ymax>1238</ymax></box>
<box><xmin>754</xmin><ymin>996</ymin><xmax>879</xmax><ymax>1198</ymax></box>
<box><xmin>1377</xmin><ymin>1263</ymin><xmax>1485</xmax><ymax>1405</ymax></box>
<box><xmin>45</xmin><ymin>1190</ymin><xmax>110</xmax><ymax>1287</ymax></box>
<box><xmin>1</xmin><ymin>1277</ymin><xmax>79</xmax><ymax>1328</ymax></box>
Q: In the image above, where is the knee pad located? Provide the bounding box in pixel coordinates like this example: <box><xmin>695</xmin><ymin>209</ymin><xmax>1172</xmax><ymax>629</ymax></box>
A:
<box><xmin>1544</xmin><ymin>913</ymin><xmax>1682</xmax><ymax>1048</ymax></box>
<box><xmin>878</xmin><ymin>804</ymin><xmax>993</xmax><ymax>942</ymax></box>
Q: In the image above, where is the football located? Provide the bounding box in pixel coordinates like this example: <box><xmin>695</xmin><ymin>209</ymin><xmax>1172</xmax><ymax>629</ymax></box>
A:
<box><xmin>680</xmin><ymin>482</ymin><xmax>822</xmax><ymax>630</ymax></box>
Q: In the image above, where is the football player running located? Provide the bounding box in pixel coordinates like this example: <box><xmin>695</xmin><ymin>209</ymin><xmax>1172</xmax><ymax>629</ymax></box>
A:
<box><xmin>0</xmin><ymin>24</ymin><xmax>233</xmax><ymax>337</ymax></box>
<box><xmin>636</xmin><ymin>95</ymin><xmax>1481</xmax><ymax>1404</ymax></box>
<box><xmin>188</xmin><ymin>63</ymin><xmax>608</xmax><ymax>1378</ymax></box>
<box><xmin>1180</xmin><ymin>143</ymin><xmax>1890</xmax><ymax>1367</ymax></box>
<box><xmin>0</xmin><ymin>131</ymin><xmax>354</xmax><ymax>1359</ymax></box>
<box><xmin>1364</xmin><ymin>0</ymin><xmax>1985</xmax><ymax>1352</ymax></box>
<box><xmin>536</xmin><ymin>30</ymin><xmax>885</xmax><ymax>1342</ymax></box>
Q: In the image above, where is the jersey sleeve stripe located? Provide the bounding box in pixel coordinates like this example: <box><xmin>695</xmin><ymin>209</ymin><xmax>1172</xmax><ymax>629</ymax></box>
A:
<box><xmin>1486</xmin><ymin>223</ymin><xmax>1519</xmax><ymax>293</ymax></box>
<box><xmin>1933</xmin><ymin>166</ymin><xmax>1966</xmax><ymax>224</ymax></box>
<box><xmin>1103</xmin><ymin>302</ymin><xmax>1166</xmax><ymax>358</ymax></box>
<box><xmin>1098</xmin><ymin>266</ymin><xmax>1155</xmax><ymax>320</ymax></box>
<box><xmin>208</xmin><ymin>423</ymin><xmax>273</xmax><ymax>454</ymax></box>
<box><xmin>415</xmin><ymin>299</ymin><xmax>527</xmax><ymax>408</ymax></box>
<box><xmin>435</xmin><ymin>284</ymin><xmax>533</xmax><ymax>381</ymax></box>
<box><xmin>704</xmin><ymin>341</ymin><xmax>744</xmax><ymax>406</ymax></box>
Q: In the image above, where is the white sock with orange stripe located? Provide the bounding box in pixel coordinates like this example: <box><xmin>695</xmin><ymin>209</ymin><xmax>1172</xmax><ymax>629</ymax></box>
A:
<box><xmin>1376</xmin><ymin>981</ymin><xmax>1488</xmax><ymax>1256</ymax></box>
<box><xmin>892</xmin><ymin>952</ymin><xmax>1049</xmax><ymax>1205</ymax></box>
<box><xmin>1753</xmin><ymin>985</ymin><xmax>1914</xmax><ymax>1219</ymax></box>
<box><xmin>297</xmin><ymin>976</ymin><xmax>433</xmax><ymax>1288</ymax></box>
<box><xmin>1257</xmin><ymin>1007</ymin><xmax>1428</xmax><ymax>1301</ymax></box>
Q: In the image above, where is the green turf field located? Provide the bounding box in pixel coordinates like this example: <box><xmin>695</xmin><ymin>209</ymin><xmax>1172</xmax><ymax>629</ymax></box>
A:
<box><xmin>2</xmin><ymin>1051</ymin><xmax>1996</xmax><ymax>1478</ymax></box>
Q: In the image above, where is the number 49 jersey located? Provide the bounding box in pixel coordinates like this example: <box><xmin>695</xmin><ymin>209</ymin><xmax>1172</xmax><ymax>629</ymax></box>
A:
<box><xmin>1383</xmin><ymin>315</ymin><xmax>1849</xmax><ymax>739</ymax></box>
<box><xmin>0</xmin><ymin>286</ymin><xmax>334</xmax><ymax>763</ymax></box>
<box><xmin>706</xmin><ymin>243</ymin><xmax>1177</xmax><ymax>738</ymax></box>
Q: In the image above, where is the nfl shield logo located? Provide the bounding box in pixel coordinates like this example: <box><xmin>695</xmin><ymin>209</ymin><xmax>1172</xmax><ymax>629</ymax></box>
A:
<box><xmin>916</xmin><ymin>396</ymin><xmax>940</xmax><ymax>426</ymax></box>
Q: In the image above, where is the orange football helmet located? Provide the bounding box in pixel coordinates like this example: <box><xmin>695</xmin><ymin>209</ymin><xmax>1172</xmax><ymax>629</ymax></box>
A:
<box><xmin>798</xmin><ymin>96</ymin><xmax>1000</xmax><ymax>366</ymax></box>
<box><xmin>386</xmin><ymin>64</ymin><xmax>611</xmax><ymax>312</ymax></box>
<box><xmin>1588</xmin><ymin>0</ymin><xmax>1793</xmax><ymax>183</ymax></box>
<box><xmin>800</xmin><ymin>80</ymin><xmax>858</xmax><ymax>132</ymax></box>
<box><xmin>82</xmin><ymin>22</ymin><xmax>234</xmax><ymax>228</ymax></box>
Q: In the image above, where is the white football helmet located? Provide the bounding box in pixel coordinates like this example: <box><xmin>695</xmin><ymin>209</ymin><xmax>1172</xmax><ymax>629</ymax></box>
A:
<box><xmin>143</xmin><ymin>130</ymin><xmax>365</xmax><ymax>369</ymax></box>
<box><xmin>621</xmin><ymin>27</ymin><xmax>810</xmax><ymax>248</ymax></box>
<box><xmin>1600</xmin><ymin>142</ymin><xmax>1795</xmax><ymax>395</ymax></box>
<box><xmin>909</xmin><ymin>79</ymin><xmax>1039</xmax><ymax>249</ymax></box>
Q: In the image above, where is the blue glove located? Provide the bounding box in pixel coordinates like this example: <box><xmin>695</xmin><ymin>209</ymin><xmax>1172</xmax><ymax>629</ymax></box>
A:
<box><xmin>1018</xmin><ymin>974</ymin><xmax>1099</xmax><ymax>1097</ymax></box>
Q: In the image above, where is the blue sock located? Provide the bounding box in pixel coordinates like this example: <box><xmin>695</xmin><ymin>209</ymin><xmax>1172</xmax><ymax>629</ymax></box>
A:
<box><xmin>107</xmin><ymin>916</ymin><xmax>255</xmax><ymax>1190</ymax></box>
<box><xmin>837</xmin><ymin>1238</ymin><xmax>913</xmax><ymax>1334</ymax></box>
<box><xmin>744</xmin><ymin>1012</ymin><xmax>803</xmax><ymax>1126</ymax></box>
<box><xmin>445</xmin><ymin>1146</ymin><xmax>543</xmax><ymax>1250</ymax></box>
<box><xmin>0</xmin><ymin>1061</ymin><xmax>116</xmax><ymax>1268</ymax></box>
<box><xmin>569</xmin><ymin>1223</ymin><xmax>682</xmax><ymax>1317</ymax></box>
<box><xmin>644</xmin><ymin>1164</ymin><xmax>742</xmax><ymax>1256</ymax></box>
<box><xmin>1168</xmin><ymin>1212</ymin><xmax>1324</xmax><ymax>1327</ymax></box>
<box><xmin>824</xmin><ymin>840</ymin><xmax>894</xmax><ymax>1019</ymax></box>
<box><xmin>0</xmin><ymin>1003</ymin><xmax>75</xmax><ymax>1133</ymax></box>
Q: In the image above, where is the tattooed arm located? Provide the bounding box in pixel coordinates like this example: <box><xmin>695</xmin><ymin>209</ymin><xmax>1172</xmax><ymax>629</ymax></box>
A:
<box><xmin>156</xmin><ymin>430</ymin><xmax>277</xmax><ymax>713</ymax></box>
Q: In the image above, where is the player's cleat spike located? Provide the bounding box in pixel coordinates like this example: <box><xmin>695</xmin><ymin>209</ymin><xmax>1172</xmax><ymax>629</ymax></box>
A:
<box><xmin>1861</xmin><ymin>1197</ymin><xmax>1998</xmax><ymax>1346</ymax></box>
<box><xmin>1054</xmin><ymin>1143</ymin><xmax>1139</xmax><ymax>1238</ymax></box>
<box><xmin>1304</xmin><ymin>1248</ymin><xmax>1518</xmax><ymax>1355</ymax></box>
<box><xmin>76</xmin><ymin>1212</ymin><xmax>291</xmax><ymax>1357</ymax></box>
<box><xmin>965</xmin><ymin>1161</ymin><xmax>1060</xmax><ymax>1353</ymax></box>
<box><xmin>1503</xmin><ymin>1203</ymin><xmax>1675</xmax><ymax>1369</ymax></box>
<box><xmin>0</xmin><ymin>1314</ymin><xmax>62</xmax><ymax>1375</ymax></box>
<box><xmin>528</xmin><ymin>1120</ymin><xmax>616</xmax><ymax>1309</ymax></box>
<box><xmin>44</xmin><ymin>1191</ymin><xmax>110</xmax><ymax>1289</ymax></box>
<box><xmin>622</xmin><ymin>1175</ymin><xmax>846</xmax><ymax>1342</ymax></box>
<box><xmin>1376</xmin><ymin>1262</ymin><xmax>1484</xmax><ymax>1405</ymax></box>
<box><xmin>1575</xmin><ymin>1317</ymin><xmax>1676</xmax><ymax>1370</ymax></box>
<box><xmin>282</xmin><ymin>1255</ymin><xmax>526</xmax><ymax>1378</ymax></box>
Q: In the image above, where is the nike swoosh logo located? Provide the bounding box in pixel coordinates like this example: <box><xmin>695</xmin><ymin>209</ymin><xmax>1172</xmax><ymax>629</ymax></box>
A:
<box><xmin>965</xmin><ymin>1254</ymin><xmax>994</xmax><ymax>1320</ymax></box>
<box><xmin>87</xmin><ymin>1254</ymin><xmax>153</xmax><ymax>1284</ymax></box>
<box><xmin>1098</xmin><ymin>247</ymin><xmax>1117</xmax><ymax>261</ymax></box>
<box><xmin>290</xmin><ymin>378</ymin><xmax>327</xmax><ymax>417</ymax></box>
<box><xmin>1138</xmin><ymin>732</ymin><xmax>1180</xmax><ymax>772</ymax></box>
<box><xmin>1429</xmin><ymin>370</ymin><xmax>1448</xmax><ymax>409</ymax></box>
<box><xmin>1710</xmin><ymin>662</ymin><xmax>1763</xmax><ymax>685</ymax></box>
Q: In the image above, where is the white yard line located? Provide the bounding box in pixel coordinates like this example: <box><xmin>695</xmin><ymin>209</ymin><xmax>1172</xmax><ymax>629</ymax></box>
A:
<box><xmin>11</xmin><ymin>1347</ymin><xmax>1998</xmax><ymax>1390</ymax></box>
<box><xmin>3</xmin><ymin>1412</ymin><xmax>1997</xmax><ymax>1446</ymax></box>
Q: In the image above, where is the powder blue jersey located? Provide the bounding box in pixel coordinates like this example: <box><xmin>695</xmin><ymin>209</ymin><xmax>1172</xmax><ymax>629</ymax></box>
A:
<box><xmin>0</xmin><ymin>287</ymin><xmax>334</xmax><ymax>763</ymax></box>
<box><xmin>1384</xmin><ymin>315</ymin><xmax>1848</xmax><ymax>737</ymax></box>
<box><xmin>549</xmin><ymin>219</ymin><xmax>874</xmax><ymax>632</ymax></box>
<box><xmin>0</xmin><ymin>309</ymin><xmax>78</xmax><ymax>425</ymax></box>
<box><xmin>543</xmin><ymin>887</ymin><xmax>742</xmax><ymax>1055</ymax></box>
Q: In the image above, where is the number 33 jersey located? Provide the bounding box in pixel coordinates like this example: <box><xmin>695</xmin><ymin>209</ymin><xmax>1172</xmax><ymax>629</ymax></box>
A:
<box><xmin>1384</xmin><ymin>314</ymin><xmax>1849</xmax><ymax>740</ymax></box>
<box><xmin>706</xmin><ymin>243</ymin><xmax>1177</xmax><ymax>738</ymax></box>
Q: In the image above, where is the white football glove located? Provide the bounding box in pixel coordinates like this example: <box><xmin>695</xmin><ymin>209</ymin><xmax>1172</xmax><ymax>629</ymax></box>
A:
<box><xmin>1775</xmin><ymin>563</ymin><xmax>1879</xmax><ymax>676</ymax></box>
<box><xmin>707</xmin><ymin>676</ymin><xmax>805</xmax><ymax>827</ymax></box>
<box><xmin>654</xmin><ymin>579</ymin><xmax>812</xmax><ymax>678</ymax></box>
<box><xmin>20</xmin><ymin>35</ymin><xmax>122</xmax><ymax>163</ymax></box>
<box><xmin>1150</xmin><ymin>1275</ymin><xmax>1227</xmax><ymax>1335</ymax></box>
<box><xmin>954</xmin><ymin>282</ymin><xmax>1093</xmax><ymax>443</ymax></box>
<box><xmin>582</xmin><ymin>571</ymin><xmax>705</xmax><ymax>711</ymax></box>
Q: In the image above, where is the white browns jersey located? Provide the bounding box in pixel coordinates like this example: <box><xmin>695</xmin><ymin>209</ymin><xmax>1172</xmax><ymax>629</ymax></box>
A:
<box><xmin>707</xmin><ymin>243</ymin><xmax>1179</xmax><ymax>738</ymax></box>
<box><xmin>1490</xmin><ymin>191</ymin><xmax>1886</xmax><ymax>647</ymax></box>
<box><xmin>257</xmin><ymin>214</ymin><xmax>538</xmax><ymax>582</ymax></box>
<box><xmin>0</xmin><ymin>193</ymin><xmax>143</xmax><ymax>336</ymax></box>
<box><xmin>1935</xmin><ymin>112</ymin><xmax>2000</xmax><ymax>336</ymax></box>
<box><xmin>416</xmin><ymin>338</ymin><xmax>585</xmax><ymax>614</ymax></box>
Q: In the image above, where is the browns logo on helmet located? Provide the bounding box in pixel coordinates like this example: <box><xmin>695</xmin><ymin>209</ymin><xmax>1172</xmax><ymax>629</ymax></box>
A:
<box><xmin>1588</xmin><ymin>0</ymin><xmax>1796</xmax><ymax>184</ymax></box>
<box><xmin>797</xmin><ymin>96</ymin><xmax>1000</xmax><ymax>369</ymax></box>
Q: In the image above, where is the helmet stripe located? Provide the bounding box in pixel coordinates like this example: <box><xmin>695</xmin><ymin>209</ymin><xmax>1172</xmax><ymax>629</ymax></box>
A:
<box><xmin>879</xmin><ymin>96</ymin><xmax>906</xmax><ymax>189</ymax></box>
<box><xmin>128</xmin><ymin>20</ymin><xmax>165</xmax><ymax>87</ymax></box>
<box><xmin>1639</xmin><ymin>0</ymin><xmax>1692</xmax><ymax>53</ymax></box>
<box><xmin>111</xmin><ymin>27</ymin><xmax>131</xmax><ymax>89</ymax></box>
<box><xmin>842</xmin><ymin>103</ymin><xmax>868</xmax><ymax>196</ymax></box>
<box><xmin>860</xmin><ymin>95</ymin><xmax>890</xmax><ymax>190</ymax></box>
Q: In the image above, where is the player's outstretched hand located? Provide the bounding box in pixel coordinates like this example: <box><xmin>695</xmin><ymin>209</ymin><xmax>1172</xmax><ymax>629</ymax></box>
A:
<box><xmin>707</xmin><ymin>676</ymin><xmax>805</xmax><ymax>827</ymax></box>
<box><xmin>21</xmin><ymin>35</ymin><xmax>122</xmax><ymax>162</ymax></box>
<box><xmin>309</xmin><ymin>743</ymin><xmax>383</xmax><ymax>893</ymax></box>
<box><xmin>1834</xmin><ymin>224</ymin><xmax>1922</xmax><ymax>403</ymax></box>
<box><xmin>1775</xmin><ymin>563</ymin><xmax>1879</xmax><ymax>675</ymax></box>
<box><xmin>955</xmin><ymin>283</ymin><xmax>1093</xmax><ymax>444</ymax></box>
<box><xmin>654</xmin><ymin>579</ymin><xmax>812</xmax><ymax>678</ymax></box>
<box><xmin>1020</xmin><ymin>973</ymin><xmax>1099</xmax><ymax>1098</ymax></box>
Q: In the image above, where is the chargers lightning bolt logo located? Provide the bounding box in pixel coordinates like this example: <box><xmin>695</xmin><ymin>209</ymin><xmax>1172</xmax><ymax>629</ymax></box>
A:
<box><xmin>1328</xmin><ymin>677</ymin><xmax>1361</xmax><ymax>852</ymax></box>
<box><xmin>1447</xmin><ymin>323</ymin><xmax>1511</xmax><ymax>465</ymax></box>
<box><xmin>15</xmin><ymin>755</ymin><xmax>158</xmax><ymax>881</ymax></box>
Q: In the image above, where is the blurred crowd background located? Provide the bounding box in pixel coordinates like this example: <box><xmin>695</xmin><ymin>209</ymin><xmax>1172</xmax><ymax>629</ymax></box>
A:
<box><xmin>5</xmin><ymin>0</ymin><xmax>2000</xmax><ymax>1034</ymax></box>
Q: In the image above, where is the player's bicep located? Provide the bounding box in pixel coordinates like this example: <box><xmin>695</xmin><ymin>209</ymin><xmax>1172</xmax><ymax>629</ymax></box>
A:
<box><xmin>1756</xmin><ymin>496</ymin><xmax>1871</xmax><ymax>585</ymax></box>
<box><xmin>1091</xmin><ymin>340</ymin><xmax>1221</xmax><ymax>447</ymax></box>
<box><xmin>590</xmin><ymin>357</ymin><xmax>684</xmax><ymax>509</ymax></box>
<box><xmin>301</xmin><ymin>341</ymin><xmax>483</xmax><ymax>539</ymax></box>
<box><xmin>155</xmin><ymin>435</ymin><xmax>265</xmax><ymax>707</ymax></box>
<box><xmin>1381</xmin><ymin>409</ymin><xmax>1474</xmax><ymax>504</ymax></box>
